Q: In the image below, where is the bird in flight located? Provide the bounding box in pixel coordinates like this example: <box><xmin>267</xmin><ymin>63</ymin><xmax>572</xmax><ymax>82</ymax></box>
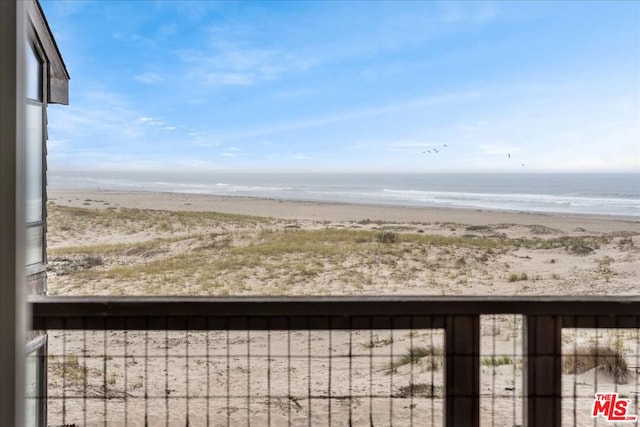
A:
<box><xmin>507</xmin><ymin>153</ymin><xmax>511</xmax><ymax>159</ymax></box>
<box><xmin>422</xmin><ymin>145</ymin><xmax>448</xmax><ymax>155</ymax></box>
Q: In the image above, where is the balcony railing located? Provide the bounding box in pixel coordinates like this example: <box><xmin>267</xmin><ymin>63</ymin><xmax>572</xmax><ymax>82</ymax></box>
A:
<box><xmin>30</xmin><ymin>296</ymin><xmax>640</xmax><ymax>426</ymax></box>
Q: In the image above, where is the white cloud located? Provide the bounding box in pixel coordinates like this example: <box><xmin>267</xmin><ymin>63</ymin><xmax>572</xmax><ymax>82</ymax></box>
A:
<box><xmin>138</xmin><ymin>116</ymin><xmax>164</xmax><ymax>126</ymax></box>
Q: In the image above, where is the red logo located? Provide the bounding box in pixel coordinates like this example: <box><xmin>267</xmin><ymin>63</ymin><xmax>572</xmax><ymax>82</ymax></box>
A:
<box><xmin>592</xmin><ymin>393</ymin><xmax>638</xmax><ymax>422</ymax></box>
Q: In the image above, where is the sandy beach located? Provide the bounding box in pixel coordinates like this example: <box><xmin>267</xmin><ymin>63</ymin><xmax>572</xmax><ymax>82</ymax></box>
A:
<box><xmin>49</xmin><ymin>189</ymin><xmax>639</xmax><ymax>232</ymax></box>
<box><xmin>44</xmin><ymin>188</ymin><xmax>640</xmax><ymax>426</ymax></box>
<box><xmin>47</xmin><ymin>188</ymin><xmax>640</xmax><ymax>297</ymax></box>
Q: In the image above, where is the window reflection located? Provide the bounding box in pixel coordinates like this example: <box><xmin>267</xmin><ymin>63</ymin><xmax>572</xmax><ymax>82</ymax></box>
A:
<box><xmin>26</xmin><ymin>103</ymin><xmax>42</xmax><ymax>224</ymax></box>
<box><xmin>25</xmin><ymin>226</ymin><xmax>43</xmax><ymax>266</ymax></box>
<box><xmin>24</xmin><ymin>351</ymin><xmax>39</xmax><ymax>427</ymax></box>
<box><xmin>26</xmin><ymin>43</ymin><xmax>41</xmax><ymax>102</ymax></box>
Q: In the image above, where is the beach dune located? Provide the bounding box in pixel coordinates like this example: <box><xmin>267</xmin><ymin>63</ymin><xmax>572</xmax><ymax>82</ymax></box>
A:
<box><xmin>43</xmin><ymin>188</ymin><xmax>640</xmax><ymax>426</ymax></box>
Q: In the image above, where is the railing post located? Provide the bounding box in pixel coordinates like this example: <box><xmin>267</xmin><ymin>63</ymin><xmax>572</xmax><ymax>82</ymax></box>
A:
<box><xmin>445</xmin><ymin>315</ymin><xmax>480</xmax><ymax>427</ymax></box>
<box><xmin>525</xmin><ymin>315</ymin><xmax>562</xmax><ymax>427</ymax></box>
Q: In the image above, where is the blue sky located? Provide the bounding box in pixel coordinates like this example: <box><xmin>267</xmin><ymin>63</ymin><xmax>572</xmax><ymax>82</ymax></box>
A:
<box><xmin>41</xmin><ymin>0</ymin><xmax>639</xmax><ymax>173</ymax></box>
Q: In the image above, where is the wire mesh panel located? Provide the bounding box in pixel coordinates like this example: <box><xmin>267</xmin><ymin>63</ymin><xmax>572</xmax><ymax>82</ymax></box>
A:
<box><xmin>562</xmin><ymin>323</ymin><xmax>640</xmax><ymax>427</ymax></box>
<box><xmin>32</xmin><ymin>295</ymin><xmax>640</xmax><ymax>426</ymax></box>
<box><xmin>43</xmin><ymin>317</ymin><xmax>445</xmax><ymax>426</ymax></box>
<box><xmin>479</xmin><ymin>314</ymin><xmax>524</xmax><ymax>427</ymax></box>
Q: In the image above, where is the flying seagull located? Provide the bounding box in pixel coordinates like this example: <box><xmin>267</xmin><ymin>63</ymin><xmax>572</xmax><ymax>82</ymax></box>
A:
<box><xmin>521</xmin><ymin>163</ymin><xmax>526</xmax><ymax>167</ymax></box>
<box><xmin>507</xmin><ymin>153</ymin><xmax>511</xmax><ymax>159</ymax></box>
<box><xmin>433</xmin><ymin>148</ymin><xmax>439</xmax><ymax>153</ymax></box>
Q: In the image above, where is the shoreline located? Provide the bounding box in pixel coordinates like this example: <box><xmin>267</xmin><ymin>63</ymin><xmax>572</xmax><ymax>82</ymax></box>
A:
<box><xmin>49</xmin><ymin>188</ymin><xmax>640</xmax><ymax>234</ymax></box>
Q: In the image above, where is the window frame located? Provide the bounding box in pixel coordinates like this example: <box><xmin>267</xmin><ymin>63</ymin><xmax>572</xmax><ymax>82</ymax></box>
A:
<box><xmin>25</xmin><ymin>33</ymin><xmax>47</xmax><ymax>272</ymax></box>
<box><xmin>0</xmin><ymin>2</ymin><xmax>68</xmax><ymax>426</ymax></box>
<box><xmin>24</xmin><ymin>335</ymin><xmax>47</xmax><ymax>427</ymax></box>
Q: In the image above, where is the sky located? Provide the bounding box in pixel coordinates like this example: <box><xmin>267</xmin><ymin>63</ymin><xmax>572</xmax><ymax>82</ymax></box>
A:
<box><xmin>41</xmin><ymin>0</ymin><xmax>639</xmax><ymax>173</ymax></box>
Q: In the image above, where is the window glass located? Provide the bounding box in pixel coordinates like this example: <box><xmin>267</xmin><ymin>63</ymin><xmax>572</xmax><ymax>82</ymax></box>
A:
<box><xmin>25</xmin><ymin>225</ymin><xmax>43</xmax><ymax>266</ymax></box>
<box><xmin>26</xmin><ymin>42</ymin><xmax>42</xmax><ymax>101</ymax></box>
<box><xmin>26</xmin><ymin>103</ymin><xmax>42</xmax><ymax>224</ymax></box>
<box><xmin>24</xmin><ymin>350</ymin><xmax>39</xmax><ymax>427</ymax></box>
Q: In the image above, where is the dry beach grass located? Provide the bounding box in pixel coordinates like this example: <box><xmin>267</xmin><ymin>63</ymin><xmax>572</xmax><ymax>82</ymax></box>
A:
<box><xmin>44</xmin><ymin>189</ymin><xmax>640</xmax><ymax>426</ymax></box>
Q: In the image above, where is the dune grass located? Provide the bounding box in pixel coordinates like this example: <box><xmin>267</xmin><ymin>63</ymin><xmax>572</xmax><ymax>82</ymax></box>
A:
<box><xmin>47</xmin><ymin>205</ymin><xmax>634</xmax><ymax>296</ymax></box>
<box><xmin>563</xmin><ymin>344</ymin><xmax>629</xmax><ymax>384</ymax></box>
<box><xmin>388</xmin><ymin>345</ymin><xmax>443</xmax><ymax>373</ymax></box>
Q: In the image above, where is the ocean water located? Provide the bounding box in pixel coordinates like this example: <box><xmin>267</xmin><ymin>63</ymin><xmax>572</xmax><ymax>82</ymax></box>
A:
<box><xmin>49</xmin><ymin>171</ymin><xmax>640</xmax><ymax>217</ymax></box>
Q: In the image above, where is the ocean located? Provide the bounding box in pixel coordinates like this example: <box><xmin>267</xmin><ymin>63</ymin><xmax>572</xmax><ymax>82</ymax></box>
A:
<box><xmin>49</xmin><ymin>171</ymin><xmax>640</xmax><ymax>217</ymax></box>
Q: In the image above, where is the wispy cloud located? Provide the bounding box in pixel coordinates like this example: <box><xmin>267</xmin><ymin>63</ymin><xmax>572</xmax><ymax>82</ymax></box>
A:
<box><xmin>46</xmin><ymin>89</ymin><xmax>185</xmax><ymax>169</ymax></box>
<box><xmin>179</xmin><ymin>39</ymin><xmax>309</xmax><ymax>88</ymax></box>
<box><xmin>138</xmin><ymin>116</ymin><xmax>164</xmax><ymax>126</ymax></box>
<box><xmin>439</xmin><ymin>2</ymin><xmax>500</xmax><ymax>25</ymax></box>
<box><xmin>203</xmin><ymin>91</ymin><xmax>481</xmax><ymax>143</ymax></box>
<box><xmin>112</xmin><ymin>32</ymin><xmax>156</xmax><ymax>48</ymax></box>
<box><xmin>41</xmin><ymin>0</ymin><xmax>638</xmax><ymax>173</ymax></box>
<box><xmin>175</xmin><ymin>15</ymin><xmax>324</xmax><ymax>90</ymax></box>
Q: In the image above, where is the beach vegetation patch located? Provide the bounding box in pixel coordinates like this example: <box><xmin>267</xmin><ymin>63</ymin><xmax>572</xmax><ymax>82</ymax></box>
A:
<box><xmin>526</xmin><ymin>224</ymin><xmax>561</xmax><ymax>235</ymax></box>
<box><xmin>48</xmin><ymin>354</ymin><xmax>102</xmax><ymax>388</ymax></box>
<box><xmin>618</xmin><ymin>236</ymin><xmax>635</xmax><ymax>249</ymax></box>
<box><xmin>393</xmin><ymin>382</ymin><xmax>442</xmax><ymax>398</ymax></box>
<box><xmin>48</xmin><ymin>205</ymin><xmax>267</xmax><ymax>238</ymax></box>
<box><xmin>48</xmin><ymin>255</ymin><xmax>104</xmax><ymax>276</ymax></box>
<box><xmin>507</xmin><ymin>273</ymin><xmax>528</xmax><ymax>282</ymax></box>
<box><xmin>377</xmin><ymin>231</ymin><xmax>398</xmax><ymax>244</ymax></box>
<box><xmin>388</xmin><ymin>345</ymin><xmax>442</xmax><ymax>373</ymax></box>
<box><xmin>563</xmin><ymin>344</ymin><xmax>629</xmax><ymax>384</ymax></box>
<box><xmin>465</xmin><ymin>225</ymin><xmax>493</xmax><ymax>232</ymax></box>
<box><xmin>596</xmin><ymin>256</ymin><xmax>615</xmax><ymax>281</ymax></box>
<box><xmin>567</xmin><ymin>244</ymin><xmax>595</xmax><ymax>256</ymax></box>
<box><xmin>513</xmin><ymin>235</ymin><xmax>610</xmax><ymax>252</ymax></box>
<box><xmin>362</xmin><ymin>335</ymin><xmax>394</xmax><ymax>349</ymax></box>
<box><xmin>482</xmin><ymin>356</ymin><xmax>513</xmax><ymax>367</ymax></box>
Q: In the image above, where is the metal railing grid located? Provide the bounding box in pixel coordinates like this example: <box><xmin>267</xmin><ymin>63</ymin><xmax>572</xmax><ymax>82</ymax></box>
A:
<box><xmin>30</xmin><ymin>296</ymin><xmax>640</xmax><ymax>427</ymax></box>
